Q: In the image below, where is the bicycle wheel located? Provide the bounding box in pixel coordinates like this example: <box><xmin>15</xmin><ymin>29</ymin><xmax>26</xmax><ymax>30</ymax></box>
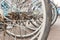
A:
<box><xmin>1</xmin><ymin>0</ymin><xmax>52</xmax><ymax>40</ymax></box>
<box><xmin>51</xmin><ymin>1</ymin><xmax>58</xmax><ymax>26</ymax></box>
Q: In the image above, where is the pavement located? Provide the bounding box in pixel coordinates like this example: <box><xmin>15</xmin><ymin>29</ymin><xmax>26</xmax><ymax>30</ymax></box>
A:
<box><xmin>47</xmin><ymin>16</ymin><xmax>60</xmax><ymax>40</ymax></box>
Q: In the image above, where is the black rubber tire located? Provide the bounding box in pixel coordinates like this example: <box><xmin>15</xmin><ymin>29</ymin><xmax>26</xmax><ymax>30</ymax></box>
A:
<box><xmin>38</xmin><ymin>0</ymin><xmax>52</xmax><ymax>40</ymax></box>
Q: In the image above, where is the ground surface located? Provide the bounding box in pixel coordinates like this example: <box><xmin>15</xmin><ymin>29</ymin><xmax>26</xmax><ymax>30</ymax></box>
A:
<box><xmin>47</xmin><ymin>16</ymin><xmax>60</xmax><ymax>40</ymax></box>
